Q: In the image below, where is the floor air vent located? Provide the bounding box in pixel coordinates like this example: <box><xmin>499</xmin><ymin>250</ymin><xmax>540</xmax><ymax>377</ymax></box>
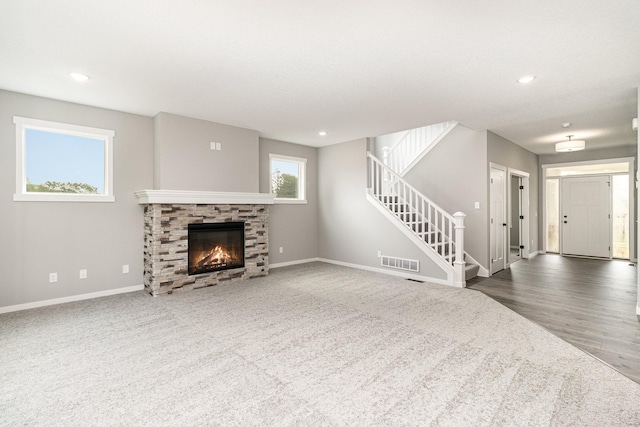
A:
<box><xmin>381</xmin><ymin>255</ymin><xmax>419</xmax><ymax>272</ymax></box>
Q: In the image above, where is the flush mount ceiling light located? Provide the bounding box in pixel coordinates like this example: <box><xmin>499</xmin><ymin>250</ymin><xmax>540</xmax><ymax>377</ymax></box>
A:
<box><xmin>517</xmin><ymin>75</ymin><xmax>536</xmax><ymax>84</ymax></box>
<box><xmin>555</xmin><ymin>135</ymin><xmax>585</xmax><ymax>152</ymax></box>
<box><xmin>69</xmin><ymin>72</ymin><xmax>90</xmax><ymax>82</ymax></box>
<box><xmin>318</xmin><ymin>131</ymin><xmax>327</xmax><ymax>136</ymax></box>
<box><xmin>562</xmin><ymin>122</ymin><xmax>571</xmax><ymax>128</ymax></box>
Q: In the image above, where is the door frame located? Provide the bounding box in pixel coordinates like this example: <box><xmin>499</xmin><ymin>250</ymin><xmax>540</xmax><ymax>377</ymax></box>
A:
<box><xmin>541</xmin><ymin>157</ymin><xmax>635</xmax><ymax>261</ymax></box>
<box><xmin>507</xmin><ymin>168</ymin><xmax>530</xmax><ymax>267</ymax></box>
<box><xmin>489</xmin><ymin>162</ymin><xmax>507</xmax><ymax>275</ymax></box>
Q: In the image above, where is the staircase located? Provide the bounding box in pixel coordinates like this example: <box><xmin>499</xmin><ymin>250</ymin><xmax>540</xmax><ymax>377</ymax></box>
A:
<box><xmin>379</xmin><ymin>194</ymin><xmax>480</xmax><ymax>282</ymax></box>
<box><xmin>384</xmin><ymin>121</ymin><xmax>457</xmax><ymax>176</ymax></box>
<box><xmin>367</xmin><ymin>152</ymin><xmax>480</xmax><ymax>286</ymax></box>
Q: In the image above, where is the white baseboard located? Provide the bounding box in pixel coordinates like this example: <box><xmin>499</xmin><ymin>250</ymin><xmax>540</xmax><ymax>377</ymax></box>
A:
<box><xmin>317</xmin><ymin>258</ymin><xmax>452</xmax><ymax>287</ymax></box>
<box><xmin>475</xmin><ymin>270</ymin><xmax>490</xmax><ymax>278</ymax></box>
<box><xmin>637</xmin><ymin>304</ymin><xmax>640</xmax><ymax>316</ymax></box>
<box><xmin>270</xmin><ymin>258</ymin><xmax>320</xmax><ymax>269</ymax></box>
<box><xmin>528</xmin><ymin>250</ymin><xmax>540</xmax><ymax>259</ymax></box>
<box><xmin>0</xmin><ymin>284</ymin><xmax>145</xmax><ymax>314</ymax></box>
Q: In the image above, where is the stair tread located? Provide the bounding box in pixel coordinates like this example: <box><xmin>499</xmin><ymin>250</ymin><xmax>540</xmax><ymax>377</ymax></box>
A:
<box><xmin>464</xmin><ymin>262</ymin><xmax>480</xmax><ymax>281</ymax></box>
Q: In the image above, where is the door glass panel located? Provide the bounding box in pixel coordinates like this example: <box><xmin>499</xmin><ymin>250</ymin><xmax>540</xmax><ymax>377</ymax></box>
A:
<box><xmin>612</xmin><ymin>174</ymin><xmax>629</xmax><ymax>259</ymax></box>
<box><xmin>546</xmin><ymin>162</ymin><xmax>629</xmax><ymax>177</ymax></box>
<box><xmin>546</xmin><ymin>179</ymin><xmax>560</xmax><ymax>253</ymax></box>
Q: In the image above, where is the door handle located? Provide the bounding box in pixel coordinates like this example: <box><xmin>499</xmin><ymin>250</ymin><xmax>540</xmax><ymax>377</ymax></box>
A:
<box><xmin>503</xmin><ymin>223</ymin><xmax>507</xmax><ymax>226</ymax></box>
<box><xmin>564</xmin><ymin>221</ymin><xmax>567</xmax><ymax>223</ymax></box>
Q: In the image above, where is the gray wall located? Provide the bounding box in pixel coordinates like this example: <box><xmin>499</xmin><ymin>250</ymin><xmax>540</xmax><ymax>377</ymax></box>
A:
<box><xmin>259</xmin><ymin>138</ymin><xmax>318</xmax><ymax>264</ymax></box>
<box><xmin>403</xmin><ymin>125</ymin><xmax>489</xmax><ymax>269</ymax></box>
<box><xmin>154</xmin><ymin>112</ymin><xmax>259</xmax><ymax>192</ymax></box>
<box><xmin>487</xmin><ymin>131</ymin><xmax>540</xmax><ymax>258</ymax></box>
<box><xmin>0</xmin><ymin>90</ymin><xmax>154</xmax><ymax>308</ymax></box>
<box><xmin>317</xmin><ymin>138</ymin><xmax>446</xmax><ymax>280</ymax></box>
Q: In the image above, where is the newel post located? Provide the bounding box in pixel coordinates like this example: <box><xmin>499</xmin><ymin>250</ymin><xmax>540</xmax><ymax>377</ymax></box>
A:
<box><xmin>453</xmin><ymin>212</ymin><xmax>466</xmax><ymax>288</ymax></box>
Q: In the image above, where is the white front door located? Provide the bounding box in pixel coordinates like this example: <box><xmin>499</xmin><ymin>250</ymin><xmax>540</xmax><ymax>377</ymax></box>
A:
<box><xmin>562</xmin><ymin>176</ymin><xmax>611</xmax><ymax>258</ymax></box>
<box><xmin>490</xmin><ymin>166</ymin><xmax>506</xmax><ymax>274</ymax></box>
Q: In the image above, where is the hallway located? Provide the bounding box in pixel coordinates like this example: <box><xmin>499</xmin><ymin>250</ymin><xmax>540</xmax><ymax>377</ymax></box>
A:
<box><xmin>467</xmin><ymin>254</ymin><xmax>640</xmax><ymax>384</ymax></box>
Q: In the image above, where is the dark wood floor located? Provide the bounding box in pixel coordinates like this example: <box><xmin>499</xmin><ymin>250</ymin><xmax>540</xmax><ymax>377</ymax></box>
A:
<box><xmin>467</xmin><ymin>254</ymin><xmax>640</xmax><ymax>384</ymax></box>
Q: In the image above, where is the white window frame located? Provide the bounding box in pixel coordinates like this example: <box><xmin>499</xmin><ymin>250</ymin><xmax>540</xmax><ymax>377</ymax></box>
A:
<box><xmin>13</xmin><ymin>116</ymin><xmax>115</xmax><ymax>202</ymax></box>
<box><xmin>269</xmin><ymin>153</ymin><xmax>307</xmax><ymax>204</ymax></box>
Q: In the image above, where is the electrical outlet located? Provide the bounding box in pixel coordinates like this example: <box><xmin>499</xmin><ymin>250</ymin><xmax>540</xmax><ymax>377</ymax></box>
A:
<box><xmin>474</xmin><ymin>202</ymin><xmax>480</xmax><ymax>209</ymax></box>
<box><xmin>79</xmin><ymin>269</ymin><xmax>87</xmax><ymax>279</ymax></box>
<box><xmin>279</xmin><ymin>247</ymin><xmax>284</xmax><ymax>254</ymax></box>
<box><xmin>122</xmin><ymin>264</ymin><xmax>129</xmax><ymax>274</ymax></box>
<box><xmin>49</xmin><ymin>273</ymin><xmax>58</xmax><ymax>283</ymax></box>
<box><xmin>377</xmin><ymin>250</ymin><xmax>382</xmax><ymax>257</ymax></box>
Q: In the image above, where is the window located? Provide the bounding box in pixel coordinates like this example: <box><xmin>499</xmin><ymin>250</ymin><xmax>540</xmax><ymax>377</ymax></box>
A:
<box><xmin>269</xmin><ymin>154</ymin><xmax>306</xmax><ymax>203</ymax></box>
<box><xmin>13</xmin><ymin>117</ymin><xmax>115</xmax><ymax>202</ymax></box>
<box><xmin>612</xmin><ymin>174</ymin><xmax>630</xmax><ymax>259</ymax></box>
<box><xmin>545</xmin><ymin>178</ymin><xmax>560</xmax><ymax>253</ymax></box>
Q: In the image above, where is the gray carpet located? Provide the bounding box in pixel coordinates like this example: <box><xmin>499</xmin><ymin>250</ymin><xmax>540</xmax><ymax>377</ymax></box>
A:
<box><xmin>1</xmin><ymin>262</ymin><xmax>639</xmax><ymax>426</ymax></box>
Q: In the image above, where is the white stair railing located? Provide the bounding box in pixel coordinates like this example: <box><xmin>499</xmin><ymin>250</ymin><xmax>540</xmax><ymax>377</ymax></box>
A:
<box><xmin>367</xmin><ymin>152</ymin><xmax>465</xmax><ymax>286</ymax></box>
<box><xmin>384</xmin><ymin>121</ymin><xmax>456</xmax><ymax>176</ymax></box>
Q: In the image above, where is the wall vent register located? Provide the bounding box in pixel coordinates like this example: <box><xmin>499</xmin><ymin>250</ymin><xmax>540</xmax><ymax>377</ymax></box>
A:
<box><xmin>381</xmin><ymin>255</ymin><xmax>420</xmax><ymax>272</ymax></box>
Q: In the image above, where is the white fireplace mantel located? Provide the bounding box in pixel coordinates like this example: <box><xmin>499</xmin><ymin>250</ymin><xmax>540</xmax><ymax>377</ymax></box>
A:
<box><xmin>134</xmin><ymin>190</ymin><xmax>275</xmax><ymax>205</ymax></box>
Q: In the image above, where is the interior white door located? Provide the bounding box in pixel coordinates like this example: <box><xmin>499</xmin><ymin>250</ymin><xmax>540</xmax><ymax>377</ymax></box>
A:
<box><xmin>561</xmin><ymin>175</ymin><xmax>611</xmax><ymax>258</ymax></box>
<box><xmin>490</xmin><ymin>166</ymin><xmax>506</xmax><ymax>274</ymax></box>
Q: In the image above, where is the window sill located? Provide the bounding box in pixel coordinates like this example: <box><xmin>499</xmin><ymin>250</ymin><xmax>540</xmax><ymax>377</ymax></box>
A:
<box><xmin>13</xmin><ymin>193</ymin><xmax>115</xmax><ymax>203</ymax></box>
<box><xmin>274</xmin><ymin>199</ymin><xmax>307</xmax><ymax>205</ymax></box>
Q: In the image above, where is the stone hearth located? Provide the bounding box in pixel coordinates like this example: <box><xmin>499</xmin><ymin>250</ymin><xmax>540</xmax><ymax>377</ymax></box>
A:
<box><xmin>136</xmin><ymin>190</ymin><xmax>274</xmax><ymax>296</ymax></box>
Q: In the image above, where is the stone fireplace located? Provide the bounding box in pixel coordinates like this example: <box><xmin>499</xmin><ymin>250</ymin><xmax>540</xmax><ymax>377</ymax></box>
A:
<box><xmin>135</xmin><ymin>190</ymin><xmax>275</xmax><ymax>296</ymax></box>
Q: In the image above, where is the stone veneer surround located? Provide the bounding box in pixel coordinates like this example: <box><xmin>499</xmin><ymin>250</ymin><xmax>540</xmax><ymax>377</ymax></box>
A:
<box><xmin>136</xmin><ymin>191</ymin><xmax>274</xmax><ymax>296</ymax></box>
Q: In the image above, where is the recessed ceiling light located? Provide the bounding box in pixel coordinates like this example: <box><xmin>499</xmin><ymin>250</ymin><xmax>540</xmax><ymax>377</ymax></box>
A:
<box><xmin>318</xmin><ymin>131</ymin><xmax>327</xmax><ymax>136</ymax></box>
<box><xmin>562</xmin><ymin>122</ymin><xmax>571</xmax><ymax>128</ymax></box>
<box><xmin>517</xmin><ymin>75</ymin><xmax>536</xmax><ymax>84</ymax></box>
<box><xmin>70</xmin><ymin>72</ymin><xmax>90</xmax><ymax>82</ymax></box>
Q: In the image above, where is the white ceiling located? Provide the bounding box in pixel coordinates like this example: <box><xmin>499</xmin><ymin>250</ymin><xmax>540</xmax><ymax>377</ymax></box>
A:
<box><xmin>1</xmin><ymin>1</ymin><xmax>638</xmax><ymax>154</ymax></box>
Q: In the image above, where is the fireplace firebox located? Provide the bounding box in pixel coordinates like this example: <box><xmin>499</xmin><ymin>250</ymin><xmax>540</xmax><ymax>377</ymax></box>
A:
<box><xmin>188</xmin><ymin>222</ymin><xmax>245</xmax><ymax>275</ymax></box>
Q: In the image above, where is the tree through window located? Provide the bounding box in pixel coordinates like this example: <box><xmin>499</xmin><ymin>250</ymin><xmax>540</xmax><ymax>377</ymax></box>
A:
<box><xmin>269</xmin><ymin>154</ymin><xmax>306</xmax><ymax>203</ymax></box>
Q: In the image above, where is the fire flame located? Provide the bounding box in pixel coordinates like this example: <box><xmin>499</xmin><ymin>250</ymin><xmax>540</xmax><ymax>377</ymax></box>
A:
<box><xmin>190</xmin><ymin>242</ymin><xmax>241</xmax><ymax>275</ymax></box>
<box><xmin>210</xmin><ymin>245</ymin><xmax>228</xmax><ymax>263</ymax></box>
<box><xmin>202</xmin><ymin>245</ymin><xmax>229</xmax><ymax>264</ymax></box>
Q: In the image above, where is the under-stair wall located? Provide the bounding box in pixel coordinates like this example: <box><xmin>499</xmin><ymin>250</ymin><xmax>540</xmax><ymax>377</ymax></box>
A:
<box><xmin>400</xmin><ymin>124</ymin><xmax>489</xmax><ymax>273</ymax></box>
<box><xmin>317</xmin><ymin>138</ymin><xmax>450</xmax><ymax>283</ymax></box>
